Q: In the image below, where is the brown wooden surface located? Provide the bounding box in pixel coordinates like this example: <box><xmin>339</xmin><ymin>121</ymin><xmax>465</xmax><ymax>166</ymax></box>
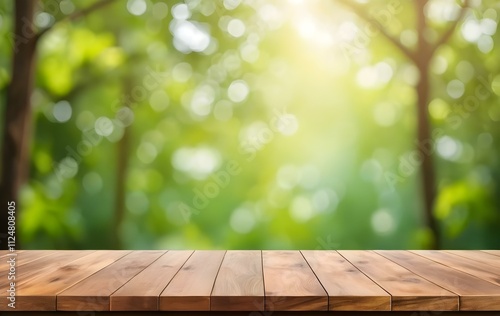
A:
<box><xmin>302</xmin><ymin>250</ymin><xmax>391</xmax><ymax>311</ymax></box>
<box><xmin>446</xmin><ymin>250</ymin><xmax>500</xmax><ymax>268</ymax></box>
<box><xmin>15</xmin><ymin>250</ymin><xmax>56</xmax><ymax>265</ymax></box>
<box><xmin>0</xmin><ymin>250</ymin><xmax>93</xmax><ymax>311</ymax></box>
<box><xmin>2</xmin><ymin>250</ymin><xmax>500</xmax><ymax>312</ymax></box>
<box><xmin>111</xmin><ymin>250</ymin><xmax>193</xmax><ymax>311</ymax></box>
<box><xmin>57</xmin><ymin>251</ymin><xmax>164</xmax><ymax>311</ymax></box>
<box><xmin>482</xmin><ymin>250</ymin><xmax>500</xmax><ymax>256</ymax></box>
<box><xmin>159</xmin><ymin>250</ymin><xmax>226</xmax><ymax>311</ymax></box>
<box><xmin>1</xmin><ymin>311</ymin><xmax>500</xmax><ymax>316</ymax></box>
<box><xmin>0</xmin><ymin>250</ymin><xmax>54</xmax><ymax>290</ymax></box>
<box><xmin>1</xmin><ymin>250</ymin><xmax>85</xmax><ymax>289</ymax></box>
<box><xmin>211</xmin><ymin>250</ymin><xmax>264</xmax><ymax>311</ymax></box>
<box><xmin>377</xmin><ymin>250</ymin><xmax>500</xmax><ymax>311</ymax></box>
<box><xmin>15</xmin><ymin>250</ymin><xmax>130</xmax><ymax>311</ymax></box>
<box><xmin>339</xmin><ymin>251</ymin><xmax>458</xmax><ymax>311</ymax></box>
<box><xmin>412</xmin><ymin>250</ymin><xmax>500</xmax><ymax>287</ymax></box>
<box><xmin>0</xmin><ymin>250</ymin><xmax>44</xmax><ymax>262</ymax></box>
<box><xmin>262</xmin><ymin>250</ymin><xmax>328</xmax><ymax>311</ymax></box>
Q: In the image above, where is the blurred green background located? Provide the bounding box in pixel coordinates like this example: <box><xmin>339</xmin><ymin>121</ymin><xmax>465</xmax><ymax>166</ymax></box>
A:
<box><xmin>0</xmin><ymin>0</ymin><xmax>499</xmax><ymax>250</ymax></box>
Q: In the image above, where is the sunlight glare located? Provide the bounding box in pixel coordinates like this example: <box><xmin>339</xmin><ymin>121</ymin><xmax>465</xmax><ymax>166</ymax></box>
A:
<box><xmin>297</xmin><ymin>18</ymin><xmax>316</xmax><ymax>39</ymax></box>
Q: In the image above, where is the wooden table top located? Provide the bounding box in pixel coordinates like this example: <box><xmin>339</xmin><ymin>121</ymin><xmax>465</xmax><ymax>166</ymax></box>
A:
<box><xmin>1</xmin><ymin>250</ymin><xmax>500</xmax><ymax>312</ymax></box>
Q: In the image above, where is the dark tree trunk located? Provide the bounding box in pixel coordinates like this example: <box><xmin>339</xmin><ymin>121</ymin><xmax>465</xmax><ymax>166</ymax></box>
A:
<box><xmin>416</xmin><ymin>65</ymin><xmax>440</xmax><ymax>250</ymax></box>
<box><xmin>0</xmin><ymin>0</ymin><xmax>38</xmax><ymax>250</ymax></box>
<box><xmin>415</xmin><ymin>0</ymin><xmax>440</xmax><ymax>249</ymax></box>
<box><xmin>112</xmin><ymin>79</ymin><xmax>132</xmax><ymax>249</ymax></box>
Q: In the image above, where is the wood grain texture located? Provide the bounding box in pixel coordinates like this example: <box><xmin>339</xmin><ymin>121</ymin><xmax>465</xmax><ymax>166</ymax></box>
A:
<box><xmin>0</xmin><ymin>250</ymin><xmax>88</xmax><ymax>290</ymax></box>
<box><xmin>412</xmin><ymin>250</ymin><xmax>500</xmax><ymax>287</ymax></box>
<box><xmin>2</xmin><ymin>250</ymin><xmax>499</xmax><ymax>313</ymax></box>
<box><xmin>11</xmin><ymin>250</ymin><xmax>55</xmax><ymax>265</ymax></box>
<box><xmin>339</xmin><ymin>251</ymin><xmax>458</xmax><ymax>311</ymax></box>
<box><xmin>377</xmin><ymin>250</ymin><xmax>500</xmax><ymax>311</ymax></box>
<box><xmin>160</xmin><ymin>250</ymin><xmax>226</xmax><ymax>311</ymax></box>
<box><xmin>0</xmin><ymin>250</ymin><xmax>54</xmax><ymax>290</ymax></box>
<box><xmin>482</xmin><ymin>250</ymin><xmax>500</xmax><ymax>256</ymax></box>
<box><xmin>262</xmin><ymin>250</ymin><xmax>328</xmax><ymax>311</ymax></box>
<box><xmin>446</xmin><ymin>250</ymin><xmax>500</xmax><ymax>268</ymax></box>
<box><xmin>211</xmin><ymin>250</ymin><xmax>264</xmax><ymax>311</ymax></box>
<box><xmin>12</xmin><ymin>251</ymin><xmax>129</xmax><ymax>311</ymax></box>
<box><xmin>111</xmin><ymin>250</ymin><xmax>193</xmax><ymax>311</ymax></box>
<box><xmin>57</xmin><ymin>251</ymin><xmax>164</xmax><ymax>311</ymax></box>
<box><xmin>301</xmin><ymin>250</ymin><xmax>390</xmax><ymax>311</ymax></box>
<box><xmin>0</xmin><ymin>250</ymin><xmax>86</xmax><ymax>296</ymax></box>
<box><xmin>0</xmin><ymin>251</ymin><xmax>94</xmax><ymax>311</ymax></box>
<box><xmin>0</xmin><ymin>311</ymin><xmax>499</xmax><ymax>316</ymax></box>
<box><xmin>0</xmin><ymin>250</ymin><xmax>24</xmax><ymax>259</ymax></box>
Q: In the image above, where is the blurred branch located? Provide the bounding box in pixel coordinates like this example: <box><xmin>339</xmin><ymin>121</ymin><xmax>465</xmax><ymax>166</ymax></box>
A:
<box><xmin>415</xmin><ymin>0</ymin><xmax>430</xmax><ymax>63</ymax></box>
<box><xmin>429</xmin><ymin>0</ymin><xmax>470</xmax><ymax>55</ymax></box>
<box><xmin>35</xmin><ymin>0</ymin><xmax>117</xmax><ymax>42</ymax></box>
<box><xmin>49</xmin><ymin>53</ymin><xmax>144</xmax><ymax>102</ymax></box>
<box><xmin>335</xmin><ymin>0</ymin><xmax>416</xmax><ymax>63</ymax></box>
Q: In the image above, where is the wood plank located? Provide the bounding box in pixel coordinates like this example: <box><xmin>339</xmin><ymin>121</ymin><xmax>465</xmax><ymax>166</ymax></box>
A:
<box><xmin>2</xmin><ymin>250</ymin><xmax>499</xmax><ymax>313</ymax></box>
<box><xmin>482</xmin><ymin>250</ymin><xmax>500</xmax><ymax>256</ymax></box>
<box><xmin>377</xmin><ymin>250</ymin><xmax>500</xmax><ymax>311</ymax></box>
<box><xmin>0</xmin><ymin>250</ymin><xmax>72</xmax><ymax>287</ymax></box>
<box><xmin>0</xmin><ymin>311</ymin><xmax>496</xmax><ymax>316</ymax></box>
<box><xmin>111</xmin><ymin>250</ymin><xmax>193</xmax><ymax>311</ymax></box>
<box><xmin>262</xmin><ymin>250</ymin><xmax>328</xmax><ymax>311</ymax></box>
<box><xmin>160</xmin><ymin>250</ymin><xmax>225</xmax><ymax>311</ymax></box>
<box><xmin>301</xmin><ymin>250</ymin><xmax>390</xmax><ymax>311</ymax></box>
<box><xmin>0</xmin><ymin>251</ymin><xmax>94</xmax><ymax>311</ymax></box>
<box><xmin>14</xmin><ymin>251</ymin><xmax>129</xmax><ymax>311</ymax></box>
<box><xmin>0</xmin><ymin>250</ymin><xmax>55</xmax><ymax>294</ymax></box>
<box><xmin>57</xmin><ymin>251</ymin><xmax>164</xmax><ymax>311</ymax></box>
<box><xmin>16</xmin><ymin>251</ymin><xmax>95</xmax><ymax>287</ymax></box>
<box><xmin>0</xmin><ymin>250</ymin><xmax>23</xmax><ymax>259</ymax></box>
<box><xmin>11</xmin><ymin>250</ymin><xmax>55</xmax><ymax>265</ymax></box>
<box><xmin>211</xmin><ymin>250</ymin><xmax>264</xmax><ymax>311</ymax></box>
<box><xmin>0</xmin><ymin>250</ymin><xmax>90</xmax><ymax>290</ymax></box>
<box><xmin>412</xmin><ymin>251</ymin><xmax>500</xmax><ymax>287</ymax></box>
<box><xmin>339</xmin><ymin>251</ymin><xmax>458</xmax><ymax>311</ymax></box>
<box><xmin>446</xmin><ymin>250</ymin><xmax>500</xmax><ymax>268</ymax></box>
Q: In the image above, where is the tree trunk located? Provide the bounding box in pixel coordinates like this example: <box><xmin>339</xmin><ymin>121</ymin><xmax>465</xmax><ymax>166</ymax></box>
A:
<box><xmin>416</xmin><ymin>65</ymin><xmax>440</xmax><ymax>250</ymax></box>
<box><xmin>414</xmin><ymin>0</ymin><xmax>440</xmax><ymax>250</ymax></box>
<box><xmin>0</xmin><ymin>0</ymin><xmax>38</xmax><ymax>250</ymax></box>
<box><xmin>112</xmin><ymin>79</ymin><xmax>132</xmax><ymax>249</ymax></box>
